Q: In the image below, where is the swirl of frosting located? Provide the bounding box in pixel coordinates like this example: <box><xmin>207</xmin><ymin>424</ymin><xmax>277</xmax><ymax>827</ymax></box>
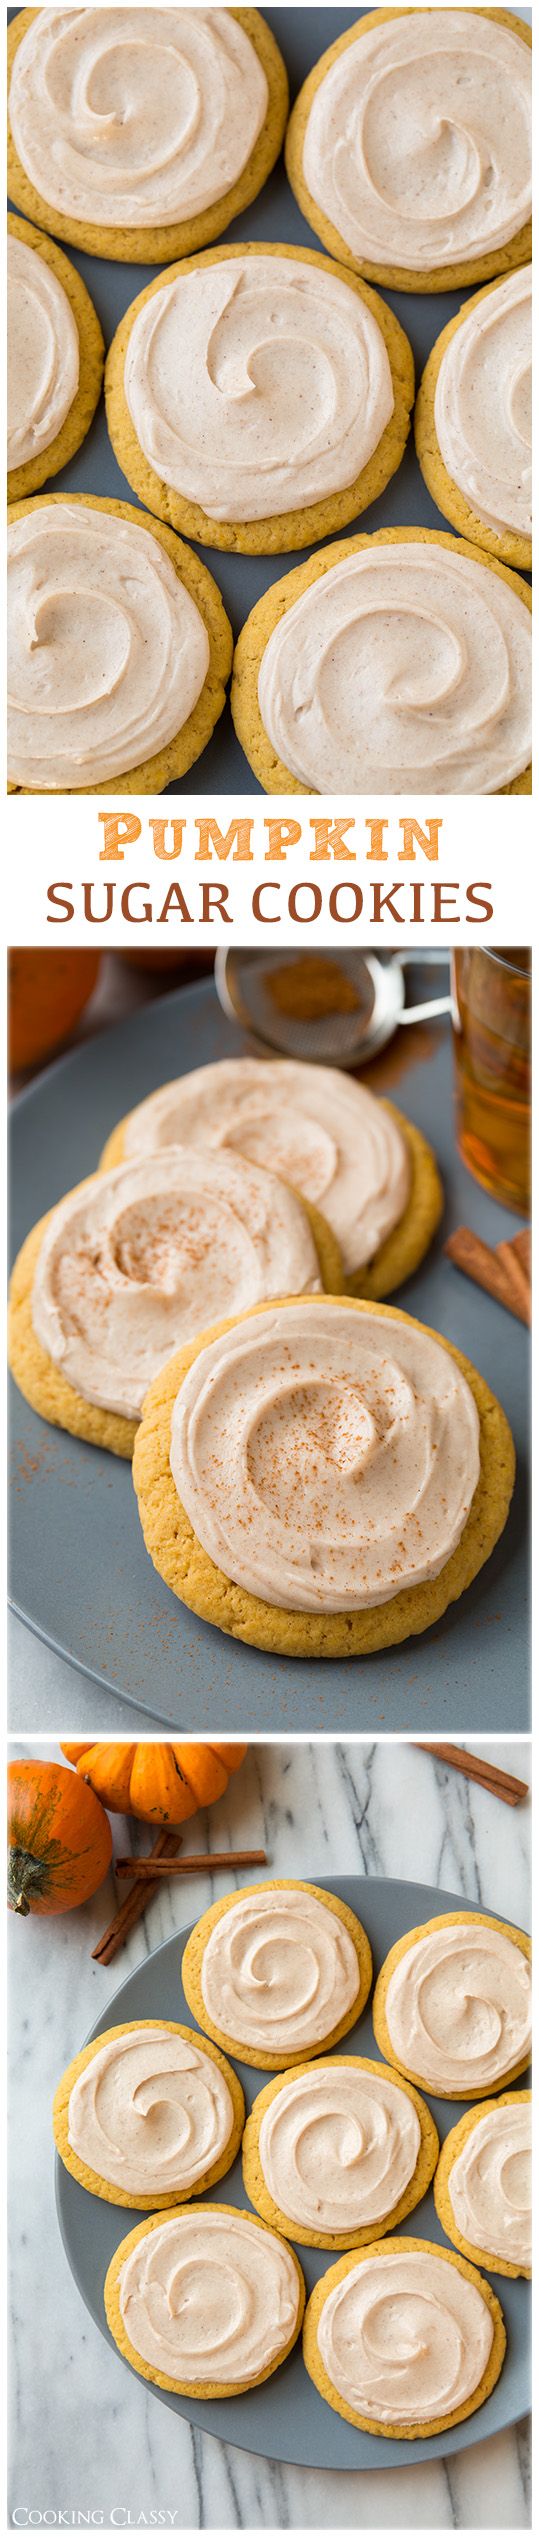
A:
<box><xmin>301</xmin><ymin>10</ymin><xmax>531</xmax><ymax>272</ymax></box>
<box><xmin>8</xmin><ymin>235</ymin><xmax>79</xmax><ymax>470</ymax></box>
<box><xmin>7</xmin><ymin>501</ymin><xmax>210</xmax><ymax>790</ymax></box>
<box><xmin>384</xmin><ymin>1921</ymin><xmax>531</xmax><ymax>2095</ymax></box>
<box><xmin>9</xmin><ymin>8</ymin><xmax>269</xmax><ymax>228</ymax></box>
<box><xmin>258</xmin><ymin>2063</ymin><xmax>421</xmax><ymax>2232</ymax></box>
<box><xmin>256</xmin><ymin>541</ymin><xmax>532</xmax><ymax>794</ymax></box>
<box><xmin>434</xmin><ymin>267</ymin><xmax>532</xmax><ymax>541</ymax></box>
<box><xmin>124</xmin><ymin>253</ymin><xmax>394</xmax><ymax>522</ymax></box>
<box><xmin>170</xmin><ymin>1298</ymin><xmax>480</xmax><ymax>1613</ymax></box>
<box><xmin>121</xmin><ymin>1056</ymin><xmax>410</xmax><ymax>1279</ymax></box>
<box><xmin>118</xmin><ymin>2206</ymin><xmax>301</xmax><ymax>2384</ymax></box>
<box><xmin>68</xmin><ymin>2026</ymin><xmax>234</xmax><ymax>2196</ymax></box>
<box><xmin>32</xmin><ymin>1148</ymin><xmax>320</xmax><ymax>1421</ymax></box>
<box><xmin>200</xmin><ymin>1888</ymin><xmax>361</xmax><ymax>2055</ymax></box>
<box><xmin>448</xmin><ymin>2099</ymin><xmax>531</xmax><ymax>2268</ymax></box>
<box><xmin>317</xmin><ymin>2246</ymin><xmax>494</xmax><ymax>2425</ymax></box>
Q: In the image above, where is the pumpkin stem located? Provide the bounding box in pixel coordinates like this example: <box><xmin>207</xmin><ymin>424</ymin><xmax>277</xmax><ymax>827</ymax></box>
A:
<box><xmin>7</xmin><ymin>1845</ymin><xmax>48</xmax><ymax>1915</ymax></box>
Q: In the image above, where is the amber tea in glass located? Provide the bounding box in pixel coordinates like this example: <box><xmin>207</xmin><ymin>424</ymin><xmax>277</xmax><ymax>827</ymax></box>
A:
<box><xmin>451</xmin><ymin>948</ymin><xmax>530</xmax><ymax>1214</ymax></box>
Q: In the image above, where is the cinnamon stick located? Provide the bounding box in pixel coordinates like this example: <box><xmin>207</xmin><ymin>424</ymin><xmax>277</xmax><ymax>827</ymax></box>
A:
<box><xmin>497</xmin><ymin>1240</ymin><xmax>531</xmax><ymax>1326</ymax></box>
<box><xmin>92</xmin><ymin>1827</ymin><xmax>182</xmax><ymax>1966</ymax></box>
<box><xmin>415</xmin><ymin>1742</ymin><xmax>528</xmax><ymax>1806</ymax></box>
<box><xmin>511</xmin><ymin>1229</ymin><xmax>531</xmax><ymax>1278</ymax></box>
<box><xmin>114</xmin><ymin>1849</ymin><xmax>267</xmax><ymax>1881</ymax></box>
<box><xmin>444</xmin><ymin>1227</ymin><xmax>529</xmax><ymax>1324</ymax></box>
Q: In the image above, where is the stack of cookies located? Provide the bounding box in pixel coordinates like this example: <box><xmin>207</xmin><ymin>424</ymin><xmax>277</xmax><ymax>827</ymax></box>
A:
<box><xmin>9</xmin><ymin>1050</ymin><xmax>517</xmax><ymax>1659</ymax></box>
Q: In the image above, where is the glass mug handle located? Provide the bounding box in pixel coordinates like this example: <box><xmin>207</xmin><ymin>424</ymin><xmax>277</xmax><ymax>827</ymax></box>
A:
<box><xmin>394</xmin><ymin>952</ymin><xmax>452</xmax><ymax>1028</ymax></box>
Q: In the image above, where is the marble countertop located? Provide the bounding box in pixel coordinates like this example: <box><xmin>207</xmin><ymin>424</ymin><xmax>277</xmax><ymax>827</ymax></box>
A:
<box><xmin>9</xmin><ymin>1736</ymin><xmax>531</xmax><ymax>2530</ymax></box>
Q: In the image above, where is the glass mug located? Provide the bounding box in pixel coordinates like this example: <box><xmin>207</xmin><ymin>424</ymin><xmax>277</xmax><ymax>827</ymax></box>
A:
<box><xmin>451</xmin><ymin>949</ymin><xmax>531</xmax><ymax>1215</ymax></box>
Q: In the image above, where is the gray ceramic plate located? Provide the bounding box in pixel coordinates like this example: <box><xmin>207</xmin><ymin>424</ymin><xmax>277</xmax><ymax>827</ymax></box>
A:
<box><xmin>8</xmin><ymin>974</ymin><xmax>530</xmax><ymax>1733</ymax></box>
<box><xmin>55</xmin><ymin>1873</ymin><xmax>531</xmax><ymax>2472</ymax></box>
<box><xmin>7</xmin><ymin>5</ymin><xmax>531</xmax><ymax>793</ymax></box>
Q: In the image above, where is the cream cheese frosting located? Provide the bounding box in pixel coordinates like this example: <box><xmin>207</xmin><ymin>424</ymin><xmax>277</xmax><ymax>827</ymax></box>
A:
<box><xmin>170</xmin><ymin>1298</ymin><xmax>481</xmax><ymax>1614</ymax></box>
<box><xmin>384</xmin><ymin>1922</ymin><xmax>531</xmax><ymax>2095</ymax></box>
<box><xmin>121</xmin><ymin>1057</ymin><xmax>410</xmax><ymax>1279</ymax></box>
<box><xmin>200</xmin><ymin>1889</ymin><xmax>361</xmax><ymax>2055</ymax></box>
<box><xmin>31</xmin><ymin>1148</ymin><xmax>320</xmax><ymax>1421</ymax></box>
<box><xmin>256</xmin><ymin>541</ymin><xmax>532</xmax><ymax>794</ymax></box>
<box><xmin>301</xmin><ymin>10</ymin><xmax>532</xmax><ymax>273</ymax></box>
<box><xmin>448</xmin><ymin>2099</ymin><xmax>531</xmax><ymax>2268</ymax></box>
<box><xmin>123</xmin><ymin>253</ymin><xmax>395</xmax><ymax>521</ymax></box>
<box><xmin>258</xmin><ymin>2063</ymin><xmax>421</xmax><ymax>2232</ymax></box>
<box><xmin>7</xmin><ymin>501</ymin><xmax>210</xmax><ymax>790</ymax></box>
<box><xmin>317</xmin><ymin>2246</ymin><xmax>494</xmax><ymax>2425</ymax></box>
<box><xmin>434</xmin><ymin>268</ymin><xmax>532</xmax><ymax>539</ymax></box>
<box><xmin>8</xmin><ymin>235</ymin><xmax>79</xmax><ymax>470</ymax></box>
<box><xmin>68</xmin><ymin>2027</ymin><xmax>234</xmax><ymax>2196</ymax></box>
<box><xmin>118</xmin><ymin>2206</ymin><xmax>301</xmax><ymax>2384</ymax></box>
<box><xmin>9</xmin><ymin>8</ymin><xmax>269</xmax><ymax>229</ymax></box>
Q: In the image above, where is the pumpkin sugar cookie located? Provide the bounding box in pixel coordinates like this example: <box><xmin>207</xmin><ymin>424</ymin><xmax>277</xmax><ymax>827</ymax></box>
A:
<box><xmin>9</xmin><ymin>1191</ymin><xmax>137</xmax><ymax>1464</ymax></box>
<box><xmin>231</xmin><ymin>526</ymin><xmax>532</xmax><ymax>797</ymax></box>
<box><xmin>181</xmin><ymin>1881</ymin><xmax>372</xmax><ymax>2070</ymax></box>
<box><xmin>303</xmin><ymin>2236</ymin><xmax>506</xmax><ymax>2437</ymax></box>
<box><xmin>7</xmin><ymin>8</ymin><xmax>289</xmax><ymax>265</ymax></box>
<box><xmin>132</xmin><ymin>1292</ymin><xmax>515</xmax><ymax>1661</ymax></box>
<box><xmin>54</xmin><ymin>2019</ymin><xmax>245</xmax><ymax>2210</ymax></box>
<box><xmin>373</xmin><ymin>1913</ymin><xmax>531</xmax><ymax>2100</ymax></box>
<box><xmin>434</xmin><ymin>2090</ymin><xmax>531</xmax><ymax>2278</ymax></box>
<box><xmin>8</xmin><ymin>1148</ymin><xmax>339</xmax><ymax>1459</ymax></box>
<box><xmin>105</xmin><ymin>242</ymin><xmax>414</xmax><ymax>555</ymax></box>
<box><xmin>105</xmin><ymin>2202</ymin><xmax>305</xmax><ymax>2397</ymax></box>
<box><xmin>415</xmin><ymin>269</ymin><xmax>532</xmax><ymax>571</ymax></box>
<box><xmin>7</xmin><ymin>493</ymin><xmax>232</xmax><ymax>796</ymax></box>
<box><xmin>349</xmin><ymin>1110</ymin><xmax>441</xmax><ymax>1302</ymax></box>
<box><xmin>242</xmin><ymin>2054</ymin><xmax>438</xmax><ymax>2247</ymax></box>
<box><xmin>8</xmin><ymin>214</ymin><xmax>104</xmax><ymax>502</ymax></box>
<box><xmin>99</xmin><ymin>1057</ymin><xmax>442</xmax><ymax>1302</ymax></box>
<box><xmin>285</xmin><ymin>9</ymin><xmax>532</xmax><ymax>294</ymax></box>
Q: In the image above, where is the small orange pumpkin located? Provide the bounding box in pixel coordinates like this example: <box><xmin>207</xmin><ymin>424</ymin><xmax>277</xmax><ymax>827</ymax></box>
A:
<box><xmin>7</xmin><ymin>1757</ymin><xmax>112</xmax><ymax>1917</ymax></box>
<box><xmin>9</xmin><ymin>950</ymin><xmax>101</xmax><ymax>1073</ymax></box>
<box><xmin>61</xmin><ymin>1741</ymin><xmax>246</xmax><ymax>1829</ymax></box>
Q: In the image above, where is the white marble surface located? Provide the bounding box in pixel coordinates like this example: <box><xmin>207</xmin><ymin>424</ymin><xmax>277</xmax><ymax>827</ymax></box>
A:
<box><xmin>9</xmin><ymin>1737</ymin><xmax>531</xmax><ymax>2530</ymax></box>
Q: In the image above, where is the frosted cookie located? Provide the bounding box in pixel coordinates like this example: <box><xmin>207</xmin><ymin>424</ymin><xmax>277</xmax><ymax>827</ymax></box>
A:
<box><xmin>434</xmin><ymin>2090</ymin><xmax>531</xmax><ymax>2278</ymax></box>
<box><xmin>181</xmin><ymin>1881</ymin><xmax>372</xmax><ymax>2069</ymax></box>
<box><xmin>53</xmin><ymin>2019</ymin><xmax>245</xmax><ymax>2209</ymax></box>
<box><xmin>105</xmin><ymin>242</ymin><xmax>414</xmax><ymax>555</ymax></box>
<box><xmin>7</xmin><ymin>8</ymin><xmax>288</xmax><ymax>265</ymax></box>
<box><xmin>286</xmin><ymin>9</ymin><xmax>532</xmax><ymax>294</ymax></box>
<box><xmin>8</xmin><ymin>1146</ymin><xmax>340</xmax><ymax>1458</ymax></box>
<box><xmin>132</xmin><ymin>1293</ymin><xmax>515</xmax><ymax>1661</ymax></box>
<box><xmin>303</xmin><ymin>2236</ymin><xmax>506</xmax><ymax>2437</ymax></box>
<box><xmin>99</xmin><ymin>1057</ymin><xmax>443</xmax><ymax>1300</ymax></box>
<box><xmin>373</xmin><ymin>1913</ymin><xmax>531</xmax><ymax>2100</ymax></box>
<box><xmin>7</xmin><ymin>493</ymin><xmax>232</xmax><ymax>796</ymax></box>
<box><xmin>8</xmin><ymin>214</ymin><xmax>104</xmax><ymax>501</ymax></box>
<box><xmin>242</xmin><ymin>2054</ymin><xmax>438</xmax><ymax>2247</ymax></box>
<box><xmin>105</xmin><ymin>2202</ymin><xmax>305</xmax><ymax>2396</ymax></box>
<box><xmin>231</xmin><ymin>527</ymin><xmax>532</xmax><ymax>796</ymax></box>
<box><xmin>415</xmin><ymin>269</ymin><xmax>532</xmax><ymax>571</ymax></box>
